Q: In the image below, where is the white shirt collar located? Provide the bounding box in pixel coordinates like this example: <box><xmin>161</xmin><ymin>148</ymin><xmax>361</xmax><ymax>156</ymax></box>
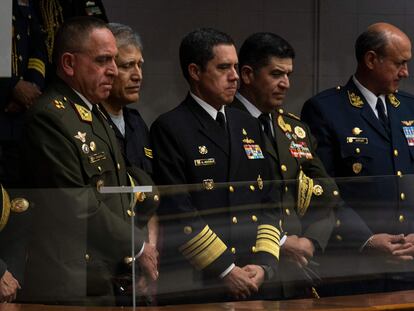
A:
<box><xmin>352</xmin><ymin>75</ymin><xmax>387</xmax><ymax>116</ymax></box>
<box><xmin>235</xmin><ymin>92</ymin><xmax>263</xmax><ymax>118</ymax></box>
<box><xmin>73</xmin><ymin>89</ymin><xmax>93</xmax><ymax>111</ymax></box>
<box><xmin>190</xmin><ymin>92</ymin><xmax>226</xmax><ymax>121</ymax></box>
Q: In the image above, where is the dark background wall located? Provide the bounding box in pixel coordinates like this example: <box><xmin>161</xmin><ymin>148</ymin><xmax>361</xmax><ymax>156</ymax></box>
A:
<box><xmin>103</xmin><ymin>0</ymin><xmax>414</xmax><ymax>125</ymax></box>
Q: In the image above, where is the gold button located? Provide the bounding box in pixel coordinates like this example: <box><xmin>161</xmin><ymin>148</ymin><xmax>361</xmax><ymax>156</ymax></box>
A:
<box><xmin>281</xmin><ymin>164</ymin><xmax>287</xmax><ymax>172</ymax></box>
<box><xmin>231</xmin><ymin>247</ymin><xmax>236</xmax><ymax>254</ymax></box>
<box><xmin>336</xmin><ymin>86</ymin><xmax>341</xmax><ymax>90</ymax></box>
<box><xmin>232</xmin><ymin>216</ymin><xmax>238</xmax><ymax>224</ymax></box>
<box><xmin>333</xmin><ymin>190</ymin><xmax>339</xmax><ymax>196</ymax></box>
<box><xmin>184</xmin><ymin>226</ymin><xmax>192</xmax><ymax>234</ymax></box>
<box><xmin>136</xmin><ymin>192</ymin><xmax>146</xmax><ymax>202</ymax></box>
<box><xmin>229</xmin><ymin>185</ymin><xmax>234</xmax><ymax>192</ymax></box>
<box><xmin>124</xmin><ymin>256</ymin><xmax>133</xmax><ymax>265</ymax></box>
<box><xmin>399</xmin><ymin>215</ymin><xmax>405</xmax><ymax>223</ymax></box>
<box><xmin>85</xmin><ymin>254</ymin><xmax>90</xmax><ymax>261</ymax></box>
<box><xmin>394</xmin><ymin>149</ymin><xmax>399</xmax><ymax>157</ymax></box>
<box><xmin>249</xmin><ymin>185</ymin><xmax>255</xmax><ymax>191</ymax></box>
<box><xmin>251</xmin><ymin>246</ymin><xmax>256</xmax><ymax>253</ymax></box>
<box><xmin>336</xmin><ymin>235</ymin><xmax>342</xmax><ymax>241</ymax></box>
<box><xmin>117</xmin><ymin>163</ymin><xmax>121</xmax><ymax>170</ymax></box>
<box><xmin>355</xmin><ymin>148</ymin><xmax>361</xmax><ymax>154</ymax></box>
<box><xmin>336</xmin><ymin>219</ymin><xmax>341</xmax><ymax>227</ymax></box>
<box><xmin>97</xmin><ymin>166</ymin><xmax>102</xmax><ymax>172</ymax></box>
<box><xmin>251</xmin><ymin>215</ymin><xmax>258</xmax><ymax>222</ymax></box>
<box><xmin>285</xmin><ymin>208</ymin><xmax>291</xmax><ymax>216</ymax></box>
<box><xmin>284</xmin><ymin>186</ymin><xmax>289</xmax><ymax>192</ymax></box>
<box><xmin>127</xmin><ymin>209</ymin><xmax>135</xmax><ymax>217</ymax></box>
<box><xmin>278</xmin><ymin>108</ymin><xmax>284</xmax><ymax>114</ymax></box>
<box><xmin>153</xmin><ymin>194</ymin><xmax>160</xmax><ymax>202</ymax></box>
<box><xmin>401</xmin><ymin>193</ymin><xmax>405</xmax><ymax>200</ymax></box>
<box><xmin>397</xmin><ymin>171</ymin><xmax>403</xmax><ymax>177</ymax></box>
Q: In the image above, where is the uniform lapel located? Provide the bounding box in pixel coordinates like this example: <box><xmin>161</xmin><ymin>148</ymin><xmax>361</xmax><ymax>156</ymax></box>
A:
<box><xmin>185</xmin><ymin>95</ymin><xmax>230</xmax><ymax>156</ymax></box>
<box><xmin>346</xmin><ymin>80</ymin><xmax>390</xmax><ymax>141</ymax></box>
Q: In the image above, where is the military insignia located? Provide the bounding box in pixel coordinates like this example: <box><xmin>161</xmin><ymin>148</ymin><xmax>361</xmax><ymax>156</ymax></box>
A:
<box><xmin>297</xmin><ymin>170</ymin><xmax>313</xmax><ymax>217</ymax></box>
<box><xmin>198</xmin><ymin>145</ymin><xmax>208</xmax><ymax>155</ymax></box>
<box><xmin>88</xmin><ymin>152</ymin><xmax>106</xmax><ymax>163</ymax></box>
<box><xmin>352</xmin><ymin>162</ymin><xmax>362</xmax><ymax>174</ymax></box>
<box><xmin>346</xmin><ymin>137</ymin><xmax>368</xmax><ymax>144</ymax></box>
<box><xmin>402</xmin><ymin>120</ymin><xmax>414</xmax><ymax>126</ymax></box>
<box><xmin>242</xmin><ymin>128</ymin><xmax>247</xmax><ymax>135</ymax></box>
<box><xmin>74</xmin><ymin>131</ymin><xmax>87</xmax><ymax>143</ymax></box>
<box><xmin>144</xmin><ymin>147</ymin><xmax>153</xmax><ymax>159</ymax></box>
<box><xmin>288</xmin><ymin>112</ymin><xmax>301</xmax><ymax>121</ymax></box>
<box><xmin>257</xmin><ymin>175</ymin><xmax>263</xmax><ymax>190</ymax></box>
<box><xmin>203</xmin><ymin>179</ymin><xmax>215</xmax><ymax>190</ymax></box>
<box><xmin>89</xmin><ymin>141</ymin><xmax>96</xmax><ymax>152</ymax></box>
<box><xmin>352</xmin><ymin>127</ymin><xmax>363</xmax><ymax>135</ymax></box>
<box><xmin>312</xmin><ymin>185</ymin><xmax>323</xmax><ymax>196</ymax></box>
<box><xmin>194</xmin><ymin>158</ymin><xmax>216</xmax><ymax>166</ymax></box>
<box><xmin>289</xmin><ymin>141</ymin><xmax>313</xmax><ymax>159</ymax></box>
<box><xmin>403</xmin><ymin>126</ymin><xmax>414</xmax><ymax>146</ymax></box>
<box><xmin>82</xmin><ymin>144</ymin><xmax>90</xmax><ymax>154</ymax></box>
<box><xmin>53</xmin><ymin>99</ymin><xmax>65</xmax><ymax>109</ymax></box>
<box><xmin>242</xmin><ymin>137</ymin><xmax>255</xmax><ymax>144</ymax></box>
<box><xmin>244</xmin><ymin>144</ymin><xmax>265</xmax><ymax>159</ymax></box>
<box><xmin>388</xmin><ymin>94</ymin><xmax>400</xmax><ymax>107</ymax></box>
<box><xmin>74</xmin><ymin>103</ymin><xmax>92</xmax><ymax>123</ymax></box>
<box><xmin>285</xmin><ymin>132</ymin><xmax>292</xmax><ymax>140</ymax></box>
<box><xmin>277</xmin><ymin>115</ymin><xmax>292</xmax><ymax>133</ymax></box>
<box><xmin>347</xmin><ymin>91</ymin><xmax>364</xmax><ymax>108</ymax></box>
<box><xmin>10</xmin><ymin>198</ymin><xmax>29</xmax><ymax>213</ymax></box>
<box><xmin>294</xmin><ymin>126</ymin><xmax>306</xmax><ymax>139</ymax></box>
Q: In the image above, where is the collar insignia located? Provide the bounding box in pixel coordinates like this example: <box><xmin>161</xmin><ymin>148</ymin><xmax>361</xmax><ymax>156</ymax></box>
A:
<box><xmin>348</xmin><ymin>91</ymin><xmax>364</xmax><ymax>108</ymax></box>
<box><xmin>388</xmin><ymin>94</ymin><xmax>400</xmax><ymax>107</ymax></box>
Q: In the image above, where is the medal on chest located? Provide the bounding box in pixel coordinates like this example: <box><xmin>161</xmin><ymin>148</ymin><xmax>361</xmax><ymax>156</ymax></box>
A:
<box><xmin>242</xmin><ymin>128</ymin><xmax>264</xmax><ymax>159</ymax></box>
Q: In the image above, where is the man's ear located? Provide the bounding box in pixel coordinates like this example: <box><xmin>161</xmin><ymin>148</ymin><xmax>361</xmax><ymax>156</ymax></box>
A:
<box><xmin>365</xmin><ymin>50</ymin><xmax>378</xmax><ymax>70</ymax></box>
<box><xmin>61</xmin><ymin>52</ymin><xmax>75</xmax><ymax>76</ymax></box>
<box><xmin>188</xmin><ymin>63</ymin><xmax>201</xmax><ymax>81</ymax></box>
<box><xmin>240</xmin><ymin>65</ymin><xmax>254</xmax><ymax>85</ymax></box>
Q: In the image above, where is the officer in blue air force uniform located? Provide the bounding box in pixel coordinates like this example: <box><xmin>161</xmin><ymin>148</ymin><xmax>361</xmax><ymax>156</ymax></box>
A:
<box><xmin>302</xmin><ymin>22</ymin><xmax>414</xmax><ymax>291</ymax></box>
<box><xmin>151</xmin><ymin>28</ymin><xmax>281</xmax><ymax>305</ymax></box>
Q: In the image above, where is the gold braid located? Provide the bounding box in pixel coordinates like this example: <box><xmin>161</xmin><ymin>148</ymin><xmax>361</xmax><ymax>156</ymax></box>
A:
<box><xmin>39</xmin><ymin>0</ymin><xmax>63</xmax><ymax>63</ymax></box>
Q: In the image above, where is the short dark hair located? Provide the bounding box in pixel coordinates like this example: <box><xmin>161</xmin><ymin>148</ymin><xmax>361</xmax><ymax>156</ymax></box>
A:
<box><xmin>238</xmin><ymin>32</ymin><xmax>295</xmax><ymax>70</ymax></box>
<box><xmin>53</xmin><ymin>16</ymin><xmax>109</xmax><ymax>65</ymax></box>
<box><xmin>179</xmin><ymin>28</ymin><xmax>235</xmax><ymax>81</ymax></box>
<box><xmin>355</xmin><ymin>29</ymin><xmax>387</xmax><ymax>63</ymax></box>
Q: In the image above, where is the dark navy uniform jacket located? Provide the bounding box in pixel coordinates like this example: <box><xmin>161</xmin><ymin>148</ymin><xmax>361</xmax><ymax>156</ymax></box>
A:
<box><xmin>151</xmin><ymin>94</ymin><xmax>282</xmax><ymax>301</ymax></box>
<box><xmin>302</xmin><ymin>78</ymin><xmax>414</xmax><ymax>236</ymax></box>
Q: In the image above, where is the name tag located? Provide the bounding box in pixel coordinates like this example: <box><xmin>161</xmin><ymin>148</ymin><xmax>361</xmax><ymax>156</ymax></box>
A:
<box><xmin>88</xmin><ymin>152</ymin><xmax>106</xmax><ymax>163</ymax></box>
<box><xmin>194</xmin><ymin>158</ymin><xmax>216</xmax><ymax>166</ymax></box>
<box><xmin>346</xmin><ymin>137</ymin><xmax>368</xmax><ymax>144</ymax></box>
<box><xmin>244</xmin><ymin>144</ymin><xmax>264</xmax><ymax>159</ymax></box>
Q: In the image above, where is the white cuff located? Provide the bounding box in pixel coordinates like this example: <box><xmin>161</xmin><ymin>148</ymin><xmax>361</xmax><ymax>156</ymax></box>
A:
<box><xmin>135</xmin><ymin>242</ymin><xmax>145</xmax><ymax>258</ymax></box>
<box><xmin>219</xmin><ymin>263</ymin><xmax>235</xmax><ymax>279</ymax></box>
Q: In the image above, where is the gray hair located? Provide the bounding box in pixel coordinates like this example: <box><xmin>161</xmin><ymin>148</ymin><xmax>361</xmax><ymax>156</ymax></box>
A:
<box><xmin>107</xmin><ymin>22</ymin><xmax>143</xmax><ymax>51</ymax></box>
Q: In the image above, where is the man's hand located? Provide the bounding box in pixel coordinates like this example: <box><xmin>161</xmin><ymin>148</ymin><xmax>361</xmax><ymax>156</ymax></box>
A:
<box><xmin>0</xmin><ymin>270</ymin><xmax>21</xmax><ymax>303</ymax></box>
<box><xmin>366</xmin><ymin>233</ymin><xmax>413</xmax><ymax>260</ymax></box>
<box><xmin>391</xmin><ymin>233</ymin><xmax>414</xmax><ymax>259</ymax></box>
<box><xmin>137</xmin><ymin>242</ymin><xmax>159</xmax><ymax>281</ymax></box>
<box><xmin>281</xmin><ymin>235</ymin><xmax>315</xmax><ymax>268</ymax></box>
<box><xmin>242</xmin><ymin>264</ymin><xmax>265</xmax><ymax>288</ymax></box>
<box><xmin>12</xmin><ymin>80</ymin><xmax>41</xmax><ymax>109</ymax></box>
<box><xmin>223</xmin><ymin>266</ymin><xmax>258</xmax><ymax>300</ymax></box>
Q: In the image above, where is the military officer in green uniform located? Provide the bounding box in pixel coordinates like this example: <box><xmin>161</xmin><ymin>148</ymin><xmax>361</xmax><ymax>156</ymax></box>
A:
<box><xmin>21</xmin><ymin>17</ymin><xmax>158</xmax><ymax>306</ymax></box>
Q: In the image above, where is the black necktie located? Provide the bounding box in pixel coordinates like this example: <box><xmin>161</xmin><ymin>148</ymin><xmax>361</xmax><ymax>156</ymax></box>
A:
<box><xmin>216</xmin><ymin>111</ymin><xmax>226</xmax><ymax>129</ymax></box>
<box><xmin>376</xmin><ymin>97</ymin><xmax>390</xmax><ymax>134</ymax></box>
<box><xmin>259</xmin><ymin>113</ymin><xmax>272</xmax><ymax>139</ymax></box>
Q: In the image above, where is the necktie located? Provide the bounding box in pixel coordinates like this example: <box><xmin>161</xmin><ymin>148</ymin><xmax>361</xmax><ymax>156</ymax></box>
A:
<box><xmin>216</xmin><ymin>111</ymin><xmax>226</xmax><ymax>129</ymax></box>
<box><xmin>376</xmin><ymin>97</ymin><xmax>390</xmax><ymax>134</ymax></box>
<box><xmin>259</xmin><ymin>113</ymin><xmax>272</xmax><ymax>139</ymax></box>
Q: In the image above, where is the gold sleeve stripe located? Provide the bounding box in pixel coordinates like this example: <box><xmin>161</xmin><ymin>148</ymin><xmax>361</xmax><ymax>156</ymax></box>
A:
<box><xmin>187</xmin><ymin>235</ymin><xmax>227</xmax><ymax>270</ymax></box>
<box><xmin>28</xmin><ymin>58</ymin><xmax>46</xmax><ymax>77</ymax></box>
<box><xmin>256</xmin><ymin>239</ymin><xmax>280</xmax><ymax>260</ymax></box>
<box><xmin>258</xmin><ymin>224</ymin><xmax>280</xmax><ymax>236</ymax></box>
<box><xmin>181</xmin><ymin>229</ymin><xmax>215</xmax><ymax>257</ymax></box>
<box><xmin>255</xmin><ymin>224</ymin><xmax>280</xmax><ymax>260</ymax></box>
<box><xmin>179</xmin><ymin>225</ymin><xmax>210</xmax><ymax>253</ymax></box>
<box><xmin>257</xmin><ymin>233</ymin><xmax>280</xmax><ymax>244</ymax></box>
<box><xmin>144</xmin><ymin>147</ymin><xmax>153</xmax><ymax>159</ymax></box>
